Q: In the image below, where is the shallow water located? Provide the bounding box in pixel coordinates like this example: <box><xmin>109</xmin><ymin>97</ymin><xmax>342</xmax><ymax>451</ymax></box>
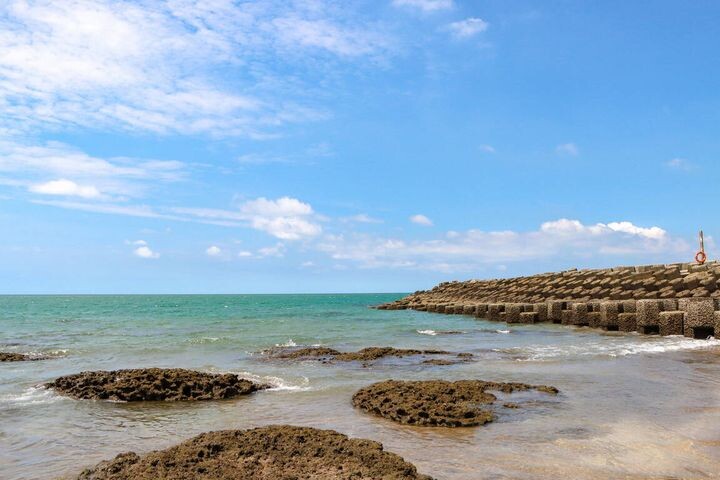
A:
<box><xmin>1</xmin><ymin>294</ymin><xmax>720</xmax><ymax>480</ymax></box>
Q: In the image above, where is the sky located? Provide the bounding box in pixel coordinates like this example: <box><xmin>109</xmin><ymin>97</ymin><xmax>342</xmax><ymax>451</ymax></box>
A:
<box><xmin>0</xmin><ymin>0</ymin><xmax>718</xmax><ymax>294</ymax></box>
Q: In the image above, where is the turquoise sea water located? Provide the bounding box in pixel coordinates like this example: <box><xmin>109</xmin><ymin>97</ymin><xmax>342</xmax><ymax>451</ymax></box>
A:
<box><xmin>2</xmin><ymin>294</ymin><xmax>720</xmax><ymax>480</ymax></box>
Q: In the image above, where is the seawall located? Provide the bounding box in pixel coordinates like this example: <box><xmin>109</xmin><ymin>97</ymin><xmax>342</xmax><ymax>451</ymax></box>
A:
<box><xmin>378</xmin><ymin>261</ymin><xmax>720</xmax><ymax>339</ymax></box>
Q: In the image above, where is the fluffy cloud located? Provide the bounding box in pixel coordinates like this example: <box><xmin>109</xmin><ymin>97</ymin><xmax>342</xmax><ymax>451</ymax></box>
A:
<box><xmin>173</xmin><ymin>196</ymin><xmax>322</xmax><ymax>240</ymax></box>
<box><xmin>206</xmin><ymin>245</ymin><xmax>222</xmax><ymax>256</ymax></box>
<box><xmin>447</xmin><ymin>18</ymin><xmax>489</xmax><ymax>38</ymax></box>
<box><xmin>410</xmin><ymin>214</ymin><xmax>433</xmax><ymax>226</ymax></box>
<box><xmin>28</xmin><ymin>179</ymin><xmax>101</xmax><ymax>199</ymax></box>
<box><xmin>133</xmin><ymin>244</ymin><xmax>159</xmax><ymax>259</ymax></box>
<box><xmin>392</xmin><ymin>0</ymin><xmax>454</xmax><ymax>12</ymax></box>
<box><xmin>0</xmin><ymin>0</ymin><xmax>390</xmax><ymax>137</ymax></box>
<box><xmin>0</xmin><ymin>139</ymin><xmax>185</xmax><ymax>199</ymax></box>
<box><xmin>317</xmin><ymin>219</ymin><xmax>687</xmax><ymax>272</ymax></box>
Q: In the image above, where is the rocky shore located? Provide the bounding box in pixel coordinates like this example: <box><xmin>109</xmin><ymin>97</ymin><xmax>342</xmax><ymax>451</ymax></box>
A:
<box><xmin>353</xmin><ymin>380</ymin><xmax>558</xmax><ymax>427</ymax></box>
<box><xmin>76</xmin><ymin>425</ymin><xmax>434</xmax><ymax>480</ymax></box>
<box><xmin>47</xmin><ymin>368</ymin><xmax>268</xmax><ymax>402</ymax></box>
<box><xmin>378</xmin><ymin>261</ymin><xmax>720</xmax><ymax>339</ymax></box>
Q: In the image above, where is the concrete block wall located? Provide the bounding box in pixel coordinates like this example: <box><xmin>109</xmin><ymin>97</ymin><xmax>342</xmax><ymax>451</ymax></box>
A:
<box><xmin>377</xmin><ymin>261</ymin><xmax>720</xmax><ymax>339</ymax></box>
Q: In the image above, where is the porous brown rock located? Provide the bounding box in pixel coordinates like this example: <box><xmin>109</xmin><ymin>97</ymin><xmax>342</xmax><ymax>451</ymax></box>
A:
<box><xmin>270</xmin><ymin>346</ymin><xmax>452</xmax><ymax>363</ymax></box>
<box><xmin>76</xmin><ymin>425</ymin><xmax>433</xmax><ymax>480</ymax></box>
<box><xmin>352</xmin><ymin>380</ymin><xmax>558</xmax><ymax>428</ymax></box>
<box><xmin>1</xmin><ymin>352</ymin><xmax>32</xmax><ymax>362</ymax></box>
<box><xmin>46</xmin><ymin>368</ymin><xmax>268</xmax><ymax>402</ymax></box>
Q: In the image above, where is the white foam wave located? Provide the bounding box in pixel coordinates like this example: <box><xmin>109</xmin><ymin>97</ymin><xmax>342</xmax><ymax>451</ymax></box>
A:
<box><xmin>417</xmin><ymin>329</ymin><xmax>437</xmax><ymax>336</ymax></box>
<box><xmin>275</xmin><ymin>339</ymin><xmax>297</xmax><ymax>347</ymax></box>
<box><xmin>233</xmin><ymin>371</ymin><xmax>312</xmax><ymax>392</ymax></box>
<box><xmin>496</xmin><ymin>330</ymin><xmax>511</xmax><ymax>334</ymax></box>
<box><xmin>0</xmin><ymin>386</ymin><xmax>63</xmax><ymax>409</ymax></box>
<box><xmin>509</xmin><ymin>336</ymin><xmax>720</xmax><ymax>361</ymax></box>
<box><xmin>187</xmin><ymin>337</ymin><xmax>222</xmax><ymax>344</ymax></box>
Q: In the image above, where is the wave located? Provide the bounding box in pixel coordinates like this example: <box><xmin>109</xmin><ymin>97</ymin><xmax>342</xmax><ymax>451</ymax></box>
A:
<box><xmin>186</xmin><ymin>336</ymin><xmax>226</xmax><ymax>344</ymax></box>
<box><xmin>416</xmin><ymin>329</ymin><xmax>466</xmax><ymax>336</ymax></box>
<box><xmin>0</xmin><ymin>386</ymin><xmax>63</xmax><ymax>410</ymax></box>
<box><xmin>233</xmin><ymin>371</ymin><xmax>311</xmax><ymax>392</ymax></box>
<box><xmin>275</xmin><ymin>339</ymin><xmax>297</xmax><ymax>347</ymax></box>
<box><xmin>503</xmin><ymin>336</ymin><xmax>720</xmax><ymax>361</ymax></box>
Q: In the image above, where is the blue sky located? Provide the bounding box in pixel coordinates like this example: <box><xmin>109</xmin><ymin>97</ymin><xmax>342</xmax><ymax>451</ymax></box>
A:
<box><xmin>0</xmin><ymin>0</ymin><xmax>718</xmax><ymax>293</ymax></box>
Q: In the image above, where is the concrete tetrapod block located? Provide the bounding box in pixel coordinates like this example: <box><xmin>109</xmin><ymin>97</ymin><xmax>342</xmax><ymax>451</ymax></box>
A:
<box><xmin>587</xmin><ymin>312</ymin><xmax>602</xmax><ymax>328</ymax></box>
<box><xmin>636</xmin><ymin>300</ymin><xmax>663</xmax><ymax>335</ymax></box>
<box><xmin>462</xmin><ymin>305</ymin><xmax>476</xmax><ymax>315</ymax></box>
<box><xmin>599</xmin><ymin>301</ymin><xmax>621</xmax><ymax>331</ymax></box>
<box><xmin>682</xmin><ymin>298</ymin><xmax>715</xmax><ymax>338</ymax></box>
<box><xmin>547</xmin><ymin>301</ymin><xmax>567</xmax><ymax>324</ymax></box>
<box><xmin>561</xmin><ymin>309</ymin><xmax>576</xmax><ymax>326</ymax></box>
<box><xmin>475</xmin><ymin>304</ymin><xmax>488</xmax><ymax>319</ymax></box>
<box><xmin>487</xmin><ymin>304</ymin><xmax>505</xmax><ymax>322</ymax></box>
<box><xmin>532</xmin><ymin>303</ymin><xmax>549</xmax><ymax>323</ymax></box>
<box><xmin>571</xmin><ymin>303</ymin><xmax>589</xmax><ymax>326</ymax></box>
<box><xmin>659</xmin><ymin>311</ymin><xmax>684</xmax><ymax>336</ymax></box>
<box><xmin>520</xmin><ymin>312</ymin><xmax>539</xmax><ymax>324</ymax></box>
<box><xmin>504</xmin><ymin>303</ymin><xmax>525</xmax><ymax>323</ymax></box>
<box><xmin>618</xmin><ymin>313</ymin><xmax>637</xmax><ymax>332</ymax></box>
<box><xmin>715</xmin><ymin>312</ymin><xmax>720</xmax><ymax>338</ymax></box>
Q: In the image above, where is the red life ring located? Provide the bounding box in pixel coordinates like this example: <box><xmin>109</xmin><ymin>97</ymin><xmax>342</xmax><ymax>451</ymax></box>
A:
<box><xmin>695</xmin><ymin>251</ymin><xmax>707</xmax><ymax>264</ymax></box>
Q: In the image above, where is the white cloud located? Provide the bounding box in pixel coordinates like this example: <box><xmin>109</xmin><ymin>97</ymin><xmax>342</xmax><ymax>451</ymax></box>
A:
<box><xmin>238</xmin><ymin>250</ymin><xmax>253</xmax><ymax>257</ymax></box>
<box><xmin>0</xmin><ymin>139</ymin><xmax>186</xmax><ymax>198</ymax></box>
<box><xmin>479</xmin><ymin>144</ymin><xmax>496</xmax><ymax>153</ymax></box>
<box><xmin>28</xmin><ymin>179</ymin><xmax>101</xmax><ymax>199</ymax></box>
<box><xmin>410</xmin><ymin>214</ymin><xmax>433</xmax><ymax>226</ymax></box>
<box><xmin>666</xmin><ymin>158</ymin><xmax>692</xmax><ymax>170</ymax></box>
<box><xmin>134</xmin><ymin>245</ymin><xmax>159</xmax><ymax>259</ymax></box>
<box><xmin>556</xmin><ymin>143</ymin><xmax>579</xmax><ymax>156</ymax></box>
<box><xmin>343</xmin><ymin>213</ymin><xmax>383</xmax><ymax>224</ymax></box>
<box><xmin>392</xmin><ymin>0</ymin><xmax>454</xmax><ymax>12</ymax></box>
<box><xmin>447</xmin><ymin>18</ymin><xmax>489</xmax><ymax>38</ymax></box>
<box><xmin>206</xmin><ymin>245</ymin><xmax>222</xmax><ymax>256</ymax></box>
<box><xmin>317</xmin><ymin>219</ymin><xmax>686</xmax><ymax>272</ymax></box>
<box><xmin>258</xmin><ymin>243</ymin><xmax>285</xmax><ymax>257</ymax></box>
<box><xmin>0</xmin><ymin>0</ymin><xmax>390</xmax><ymax>137</ymax></box>
<box><xmin>172</xmin><ymin>196</ymin><xmax>322</xmax><ymax>240</ymax></box>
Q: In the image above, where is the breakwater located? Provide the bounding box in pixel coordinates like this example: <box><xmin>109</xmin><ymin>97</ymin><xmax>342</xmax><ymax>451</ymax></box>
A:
<box><xmin>379</xmin><ymin>261</ymin><xmax>720</xmax><ymax>339</ymax></box>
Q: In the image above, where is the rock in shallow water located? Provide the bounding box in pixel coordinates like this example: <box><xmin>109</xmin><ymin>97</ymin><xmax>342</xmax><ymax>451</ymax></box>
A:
<box><xmin>353</xmin><ymin>380</ymin><xmax>559</xmax><ymax>427</ymax></box>
<box><xmin>0</xmin><ymin>352</ymin><xmax>48</xmax><ymax>362</ymax></box>
<box><xmin>269</xmin><ymin>345</ymin><xmax>456</xmax><ymax>363</ymax></box>
<box><xmin>76</xmin><ymin>425</ymin><xmax>434</xmax><ymax>480</ymax></box>
<box><xmin>46</xmin><ymin>368</ymin><xmax>268</xmax><ymax>402</ymax></box>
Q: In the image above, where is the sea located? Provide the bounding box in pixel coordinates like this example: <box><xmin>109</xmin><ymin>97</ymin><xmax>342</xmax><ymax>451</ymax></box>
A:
<box><xmin>1</xmin><ymin>294</ymin><xmax>720</xmax><ymax>479</ymax></box>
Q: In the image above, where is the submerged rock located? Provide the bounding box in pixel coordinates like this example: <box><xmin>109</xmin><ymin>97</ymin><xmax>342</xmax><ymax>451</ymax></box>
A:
<box><xmin>0</xmin><ymin>352</ymin><xmax>48</xmax><ymax>362</ymax></box>
<box><xmin>353</xmin><ymin>380</ymin><xmax>559</xmax><ymax>427</ymax></box>
<box><xmin>46</xmin><ymin>368</ymin><xmax>268</xmax><ymax>402</ymax></box>
<box><xmin>76</xmin><ymin>425</ymin><xmax>434</xmax><ymax>480</ymax></box>
<box><xmin>270</xmin><ymin>346</ymin><xmax>341</xmax><ymax>359</ymax></box>
<box><xmin>334</xmin><ymin>347</ymin><xmax>450</xmax><ymax>361</ymax></box>
<box><xmin>269</xmin><ymin>346</ymin><xmax>453</xmax><ymax>363</ymax></box>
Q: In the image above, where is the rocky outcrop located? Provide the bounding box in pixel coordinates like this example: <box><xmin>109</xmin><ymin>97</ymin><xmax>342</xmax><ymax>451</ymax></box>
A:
<box><xmin>76</xmin><ymin>425</ymin><xmax>434</xmax><ymax>480</ymax></box>
<box><xmin>1</xmin><ymin>352</ymin><xmax>32</xmax><ymax>362</ymax></box>
<box><xmin>47</xmin><ymin>368</ymin><xmax>268</xmax><ymax>402</ymax></box>
<box><xmin>269</xmin><ymin>346</ymin><xmax>455</xmax><ymax>362</ymax></box>
<box><xmin>0</xmin><ymin>352</ymin><xmax>49</xmax><ymax>362</ymax></box>
<box><xmin>353</xmin><ymin>380</ymin><xmax>558</xmax><ymax>427</ymax></box>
